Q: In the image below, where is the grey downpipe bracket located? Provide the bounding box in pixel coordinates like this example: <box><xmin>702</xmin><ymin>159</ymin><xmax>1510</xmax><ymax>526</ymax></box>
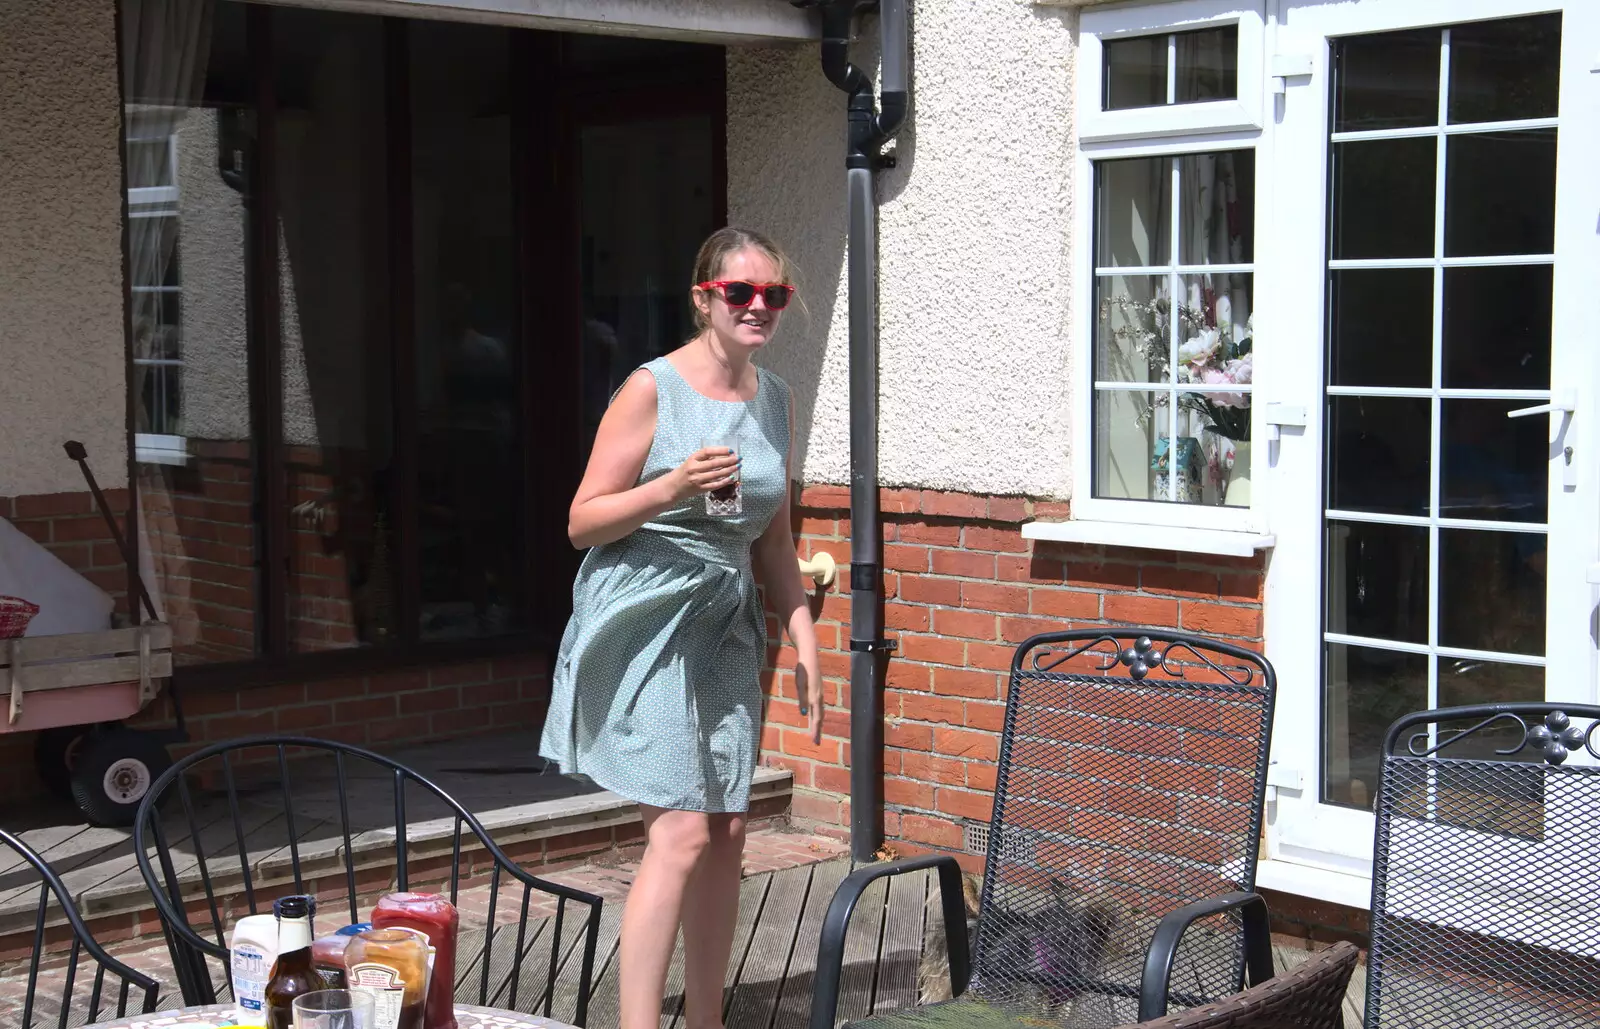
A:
<box><xmin>793</xmin><ymin>0</ymin><xmax>910</xmax><ymax>861</ymax></box>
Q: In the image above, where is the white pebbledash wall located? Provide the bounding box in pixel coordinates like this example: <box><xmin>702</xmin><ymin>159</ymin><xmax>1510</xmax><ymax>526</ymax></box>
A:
<box><xmin>0</xmin><ymin>0</ymin><xmax>127</xmax><ymax>496</ymax></box>
<box><xmin>728</xmin><ymin>3</ymin><xmax>1079</xmax><ymax>500</ymax></box>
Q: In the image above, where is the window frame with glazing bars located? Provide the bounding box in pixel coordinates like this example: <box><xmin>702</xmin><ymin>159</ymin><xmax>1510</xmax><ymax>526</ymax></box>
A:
<box><xmin>1077</xmin><ymin>0</ymin><xmax>1267</xmax><ymax>143</ymax></box>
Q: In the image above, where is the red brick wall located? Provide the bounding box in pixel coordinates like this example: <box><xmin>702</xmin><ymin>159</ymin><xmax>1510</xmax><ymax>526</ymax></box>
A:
<box><xmin>143</xmin><ymin>439</ymin><xmax>377</xmax><ymax>663</ymax></box>
<box><xmin>764</xmin><ymin>484</ymin><xmax>1266</xmax><ymax>867</ymax></box>
<box><xmin>132</xmin><ymin>654</ymin><xmax>551</xmax><ymax>758</ymax></box>
<box><xmin>142</xmin><ymin>440</ymin><xmax>259</xmax><ymax>662</ymax></box>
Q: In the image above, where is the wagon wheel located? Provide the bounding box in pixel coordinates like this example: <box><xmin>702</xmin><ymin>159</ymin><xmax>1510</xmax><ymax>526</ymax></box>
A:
<box><xmin>70</xmin><ymin>728</ymin><xmax>172</xmax><ymax>827</ymax></box>
<box><xmin>34</xmin><ymin>723</ymin><xmax>120</xmax><ymax>801</ymax></box>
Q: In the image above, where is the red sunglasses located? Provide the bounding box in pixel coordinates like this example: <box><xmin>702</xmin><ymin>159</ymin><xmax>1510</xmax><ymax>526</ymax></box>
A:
<box><xmin>697</xmin><ymin>280</ymin><xmax>795</xmax><ymax>310</ymax></box>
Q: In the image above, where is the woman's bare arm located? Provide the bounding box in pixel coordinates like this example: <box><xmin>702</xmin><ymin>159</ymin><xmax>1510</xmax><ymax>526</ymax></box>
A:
<box><xmin>753</xmin><ymin>398</ymin><xmax>824</xmax><ymax>742</ymax></box>
<box><xmin>567</xmin><ymin>370</ymin><xmax>738</xmax><ymax>549</ymax></box>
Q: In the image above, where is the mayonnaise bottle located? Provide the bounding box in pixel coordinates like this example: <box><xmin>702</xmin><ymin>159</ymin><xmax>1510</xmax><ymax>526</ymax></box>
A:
<box><xmin>230</xmin><ymin>913</ymin><xmax>279</xmax><ymax>1023</ymax></box>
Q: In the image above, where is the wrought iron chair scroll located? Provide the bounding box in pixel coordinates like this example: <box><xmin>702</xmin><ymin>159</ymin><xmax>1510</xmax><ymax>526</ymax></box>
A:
<box><xmin>812</xmin><ymin>629</ymin><xmax>1278</xmax><ymax>1029</ymax></box>
<box><xmin>1367</xmin><ymin>703</ymin><xmax>1600</xmax><ymax>1029</ymax></box>
<box><xmin>0</xmin><ymin>828</ymin><xmax>160</xmax><ymax>1028</ymax></box>
<box><xmin>131</xmin><ymin>735</ymin><xmax>604</xmax><ymax>1026</ymax></box>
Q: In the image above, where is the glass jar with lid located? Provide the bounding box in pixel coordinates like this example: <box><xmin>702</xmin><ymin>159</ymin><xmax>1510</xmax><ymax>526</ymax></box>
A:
<box><xmin>344</xmin><ymin>928</ymin><xmax>427</xmax><ymax>1029</ymax></box>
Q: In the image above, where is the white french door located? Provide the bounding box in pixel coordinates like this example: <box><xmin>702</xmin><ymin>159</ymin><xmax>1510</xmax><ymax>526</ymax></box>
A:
<box><xmin>1265</xmin><ymin>0</ymin><xmax>1600</xmax><ymax>872</ymax></box>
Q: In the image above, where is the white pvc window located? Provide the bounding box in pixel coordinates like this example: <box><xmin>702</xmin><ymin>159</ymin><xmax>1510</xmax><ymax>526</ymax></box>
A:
<box><xmin>1070</xmin><ymin>0</ymin><xmax>1269</xmax><ymax>536</ymax></box>
<box><xmin>1090</xmin><ymin>149</ymin><xmax>1256</xmax><ymax>512</ymax></box>
<box><xmin>126</xmin><ymin>126</ymin><xmax>184</xmax><ymax>450</ymax></box>
<box><xmin>1104</xmin><ymin>24</ymin><xmax>1239</xmax><ymax>111</ymax></box>
<box><xmin>1079</xmin><ymin>0</ymin><xmax>1265</xmax><ymax>142</ymax></box>
<box><xmin>127</xmin><ymin>133</ymin><xmax>179</xmax><ymax>208</ymax></box>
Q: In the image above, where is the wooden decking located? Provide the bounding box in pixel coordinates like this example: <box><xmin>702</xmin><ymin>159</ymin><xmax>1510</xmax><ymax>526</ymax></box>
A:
<box><xmin>496</xmin><ymin>858</ymin><xmax>1368</xmax><ymax>1029</ymax></box>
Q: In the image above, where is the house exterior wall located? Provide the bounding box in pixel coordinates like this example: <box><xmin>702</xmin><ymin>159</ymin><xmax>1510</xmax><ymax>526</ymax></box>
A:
<box><xmin>0</xmin><ymin>0</ymin><xmax>128</xmax><ymax>496</ymax></box>
<box><xmin>0</xmin><ymin>0</ymin><xmax>1343</xmax><ymax>919</ymax></box>
<box><xmin>728</xmin><ymin>2</ymin><xmax>1079</xmax><ymax>498</ymax></box>
<box><xmin>760</xmin><ymin>486</ymin><xmax>1266</xmax><ymax>866</ymax></box>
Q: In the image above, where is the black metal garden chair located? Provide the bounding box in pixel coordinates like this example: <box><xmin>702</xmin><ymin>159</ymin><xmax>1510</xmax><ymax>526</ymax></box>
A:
<box><xmin>813</xmin><ymin>629</ymin><xmax>1279</xmax><ymax>1029</ymax></box>
<box><xmin>0</xmin><ymin>828</ymin><xmax>161</xmax><ymax>1028</ymax></box>
<box><xmin>1366</xmin><ymin>704</ymin><xmax>1600</xmax><ymax>1029</ymax></box>
<box><xmin>131</xmin><ymin>735</ymin><xmax>604</xmax><ymax>1025</ymax></box>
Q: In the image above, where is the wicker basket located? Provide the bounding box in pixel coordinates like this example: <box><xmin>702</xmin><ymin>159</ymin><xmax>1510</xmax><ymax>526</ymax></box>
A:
<box><xmin>0</xmin><ymin>596</ymin><xmax>40</xmax><ymax>640</ymax></box>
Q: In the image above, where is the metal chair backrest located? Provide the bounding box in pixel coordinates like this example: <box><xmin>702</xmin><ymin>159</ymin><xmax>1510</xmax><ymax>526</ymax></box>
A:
<box><xmin>0</xmin><ymin>828</ymin><xmax>160</xmax><ymax>1028</ymax></box>
<box><xmin>1368</xmin><ymin>704</ymin><xmax>1600</xmax><ymax>1029</ymax></box>
<box><xmin>973</xmin><ymin>630</ymin><xmax>1276</xmax><ymax>1027</ymax></box>
<box><xmin>131</xmin><ymin>735</ymin><xmax>604</xmax><ymax>1025</ymax></box>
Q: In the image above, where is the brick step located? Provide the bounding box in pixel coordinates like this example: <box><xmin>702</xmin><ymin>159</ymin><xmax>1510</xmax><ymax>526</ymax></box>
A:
<box><xmin>0</xmin><ymin>767</ymin><xmax>792</xmax><ymax>963</ymax></box>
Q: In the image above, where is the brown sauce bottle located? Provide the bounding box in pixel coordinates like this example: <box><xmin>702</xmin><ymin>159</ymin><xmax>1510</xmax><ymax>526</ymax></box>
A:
<box><xmin>263</xmin><ymin>896</ymin><xmax>319</xmax><ymax>1029</ymax></box>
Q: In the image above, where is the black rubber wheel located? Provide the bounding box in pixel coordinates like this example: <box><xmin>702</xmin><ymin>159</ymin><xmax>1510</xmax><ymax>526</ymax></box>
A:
<box><xmin>34</xmin><ymin>725</ymin><xmax>92</xmax><ymax>800</ymax></box>
<box><xmin>69</xmin><ymin>729</ymin><xmax>172</xmax><ymax>828</ymax></box>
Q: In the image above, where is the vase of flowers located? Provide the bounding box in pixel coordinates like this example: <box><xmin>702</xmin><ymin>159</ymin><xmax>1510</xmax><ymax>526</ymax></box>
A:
<box><xmin>1103</xmin><ymin>286</ymin><xmax>1253</xmax><ymax>506</ymax></box>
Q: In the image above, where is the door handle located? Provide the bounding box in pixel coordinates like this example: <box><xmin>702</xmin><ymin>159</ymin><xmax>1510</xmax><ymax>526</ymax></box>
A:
<box><xmin>1507</xmin><ymin>389</ymin><xmax>1577</xmax><ymax>487</ymax></box>
<box><xmin>1506</xmin><ymin>389</ymin><xmax>1576</xmax><ymax>419</ymax></box>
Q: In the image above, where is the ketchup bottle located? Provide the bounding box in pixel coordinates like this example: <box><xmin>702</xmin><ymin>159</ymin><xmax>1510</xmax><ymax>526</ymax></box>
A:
<box><xmin>372</xmin><ymin>892</ymin><xmax>459</xmax><ymax>1029</ymax></box>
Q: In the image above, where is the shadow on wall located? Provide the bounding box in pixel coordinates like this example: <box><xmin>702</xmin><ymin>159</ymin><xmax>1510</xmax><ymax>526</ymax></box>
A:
<box><xmin>728</xmin><ymin>25</ymin><xmax>917</xmax><ymax>485</ymax></box>
<box><xmin>729</xmin><ymin>18</ymin><xmax>929</xmax><ymax>485</ymax></box>
<box><xmin>875</xmin><ymin>0</ymin><xmax>916</xmax><ymax>209</ymax></box>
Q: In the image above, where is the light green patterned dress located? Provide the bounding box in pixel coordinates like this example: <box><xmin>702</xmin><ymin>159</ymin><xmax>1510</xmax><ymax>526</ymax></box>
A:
<box><xmin>539</xmin><ymin>356</ymin><xmax>791</xmax><ymax>813</ymax></box>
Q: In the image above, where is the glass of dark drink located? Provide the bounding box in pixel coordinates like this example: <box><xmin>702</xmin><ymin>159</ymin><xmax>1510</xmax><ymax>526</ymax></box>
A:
<box><xmin>703</xmin><ymin>434</ymin><xmax>741</xmax><ymax>517</ymax></box>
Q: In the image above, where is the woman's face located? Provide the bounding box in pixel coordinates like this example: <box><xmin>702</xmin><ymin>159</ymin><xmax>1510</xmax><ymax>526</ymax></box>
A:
<box><xmin>697</xmin><ymin>247</ymin><xmax>785</xmax><ymax>354</ymax></box>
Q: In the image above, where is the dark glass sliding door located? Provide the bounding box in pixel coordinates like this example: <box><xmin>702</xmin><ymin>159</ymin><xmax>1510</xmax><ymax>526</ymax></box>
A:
<box><xmin>122</xmin><ymin>1</ymin><xmax>725</xmax><ymax>680</ymax></box>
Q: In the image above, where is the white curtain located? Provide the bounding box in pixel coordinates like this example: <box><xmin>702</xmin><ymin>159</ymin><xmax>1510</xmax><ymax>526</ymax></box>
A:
<box><xmin>123</xmin><ymin>0</ymin><xmax>213</xmax><ymax>350</ymax></box>
<box><xmin>123</xmin><ymin>0</ymin><xmax>214</xmax><ymax>632</ymax></box>
<box><xmin>1177</xmin><ymin>28</ymin><xmax>1252</xmax><ymax>337</ymax></box>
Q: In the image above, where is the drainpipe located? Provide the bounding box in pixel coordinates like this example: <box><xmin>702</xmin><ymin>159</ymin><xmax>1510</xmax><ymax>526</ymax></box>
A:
<box><xmin>795</xmin><ymin>0</ymin><xmax>910</xmax><ymax>862</ymax></box>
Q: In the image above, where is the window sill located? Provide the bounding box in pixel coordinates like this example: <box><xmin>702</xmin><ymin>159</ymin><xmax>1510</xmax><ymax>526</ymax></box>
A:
<box><xmin>1255</xmin><ymin>856</ymin><xmax>1372</xmax><ymax>911</ymax></box>
<box><xmin>135</xmin><ymin>433</ymin><xmax>190</xmax><ymax>467</ymax></box>
<box><xmin>1021</xmin><ymin>519</ymin><xmax>1275</xmax><ymax>557</ymax></box>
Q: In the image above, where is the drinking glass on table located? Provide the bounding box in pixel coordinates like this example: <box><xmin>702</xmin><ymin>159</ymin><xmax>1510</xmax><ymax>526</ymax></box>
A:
<box><xmin>293</xmin><ymin>989</ymin><xmax>375</xmax><ymax>1029</ymax></box>
<box><xmin>702</xmin><ymin>434</ymin><xmax>742</xmax><ymax>516</ymax></box>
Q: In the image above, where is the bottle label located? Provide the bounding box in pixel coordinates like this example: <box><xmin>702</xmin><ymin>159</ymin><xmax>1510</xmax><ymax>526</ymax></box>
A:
<box><xmin>232</xmin><ymin>944</ymin><xmax>270</xmax><ymax>1012</ymax></box>
<box><xmin>380</xmin><ymin>926</ymin><xmax>436</xmax><ymax>999</ymax></box>
<box><xmin>350</xmin><ymin>964</ymin><xmax>407</xmax><ymax>1029</ymax></box>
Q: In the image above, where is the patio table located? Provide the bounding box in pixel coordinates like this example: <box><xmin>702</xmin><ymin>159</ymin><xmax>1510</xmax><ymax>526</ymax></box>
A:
<box><xmin>83</xmin><ymin>1003</ymin><xmax>576</xmax><ymax>1029</ymax></box>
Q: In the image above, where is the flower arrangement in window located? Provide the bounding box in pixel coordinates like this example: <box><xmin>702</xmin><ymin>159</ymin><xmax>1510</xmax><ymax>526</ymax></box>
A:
<box><xmin>1102</xmin><ymin>286</ymin><xmax>1254</xmax><ymax>503</ymax></box>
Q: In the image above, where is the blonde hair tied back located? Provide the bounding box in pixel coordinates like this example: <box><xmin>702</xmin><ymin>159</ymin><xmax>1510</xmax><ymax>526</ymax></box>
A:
<box><xmin>689</xmin><ymin>227</ymin><xmax>797</xmax><ymax>332</ymax></box>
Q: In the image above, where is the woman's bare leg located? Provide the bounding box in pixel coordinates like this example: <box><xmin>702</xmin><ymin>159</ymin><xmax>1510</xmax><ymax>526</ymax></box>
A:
<box><xmin>620</xmin><ymin>806</ymin><xmax>712</xmax><ymax>1029</ymax></box>
<box><xmin>680</xmin><ymin>812</ymin><xmax>747</xmax><ymax>1029</ymax></box>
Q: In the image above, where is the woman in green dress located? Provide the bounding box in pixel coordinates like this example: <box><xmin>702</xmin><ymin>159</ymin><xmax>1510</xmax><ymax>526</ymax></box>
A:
<box><xmin>540</xmin><ymin>227</ymin><xmax>823</xmax><ymax>1029</ymax></box>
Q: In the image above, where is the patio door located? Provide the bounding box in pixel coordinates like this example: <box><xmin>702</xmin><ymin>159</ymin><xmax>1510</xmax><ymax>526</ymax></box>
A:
<box><xmin>530</xmin><ymin>52</ymin><xmax>725</xmax><ymax>625</ymax></box>
<box><xmin>1266</xmin><ymin>0</ymin><xmax>1600</xmax><ymax>873</ymax></box>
